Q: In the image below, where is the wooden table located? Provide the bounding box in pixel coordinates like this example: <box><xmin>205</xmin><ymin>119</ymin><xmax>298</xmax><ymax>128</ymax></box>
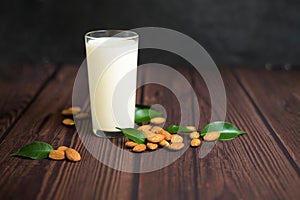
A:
<box><xmin>0</xmin><ymin>64</ymin><xmax>299</xmax><ymax>200</ymax></box>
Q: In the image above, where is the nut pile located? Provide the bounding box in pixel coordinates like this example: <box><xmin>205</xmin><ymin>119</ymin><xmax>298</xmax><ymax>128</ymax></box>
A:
<box><xmin>125</xmin><ymin>117</ymin><xmax>220</xmax><ymax>153</ymax></box>
<box><xmin>61</xmin><ymin>106</ymin><xmax>89</xmax><ymax>126</ymax></box>
<box><xmin>49</xmin><ymin>146</ymin><xmax>81</xmax><ymax>162</ymax></box>
<box><xmin>124</xmin><ymin>122</ymin><xmax>190</xmax><ymax>153</ymax></box>
<box><xmin>126</xmin><ymin>124</ymin><xmax>193</xmax><ymax>152</ymax></box>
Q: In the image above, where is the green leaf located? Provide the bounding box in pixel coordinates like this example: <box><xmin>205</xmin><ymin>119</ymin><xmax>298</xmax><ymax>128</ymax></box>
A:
<box><xmin>11</xmin><ymin>141</ymin><xmax>53</xmax><ymax>160</ymax></box>
<box><xmin>165</xmin><ymin>125</ymin><xmax>194</xmax><ymax>134</ymax></box>
<box><xmin>135</xmin><ymin>108</ymin><xmax>162</xmax><ymax>123</ymax></box>
<box><xmin>201</xmin><ymin>121</ymin><xmax>246</xmax><ymax>141</ymax></box>
<box><xmin>116</xmin><ymin>127</ymin><xmax>146</xmax><ymax>144</ymax></box>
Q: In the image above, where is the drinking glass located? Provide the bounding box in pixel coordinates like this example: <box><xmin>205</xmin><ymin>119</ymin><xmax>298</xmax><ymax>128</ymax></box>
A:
<box><xmin>85</xmin><ymin>30</ymin><xmax>138</xmax><ymax>137</ymax></box>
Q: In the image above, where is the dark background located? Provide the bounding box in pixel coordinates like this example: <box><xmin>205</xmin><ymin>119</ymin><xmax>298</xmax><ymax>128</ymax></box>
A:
<box><xmin>0</xmin><ymin>0</ymin><xmax>299</xmax><ymax>67</ymax></box>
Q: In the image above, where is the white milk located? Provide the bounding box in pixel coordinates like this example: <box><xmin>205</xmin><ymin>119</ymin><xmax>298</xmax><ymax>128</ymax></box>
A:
<box><xmin>85</xmin><ymin>37</ymin><xmax>138</xmax><ymax>133</ymax></box>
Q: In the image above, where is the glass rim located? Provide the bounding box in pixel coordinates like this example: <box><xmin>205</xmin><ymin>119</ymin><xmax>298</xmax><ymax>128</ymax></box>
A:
<box><xmin>85</xmin><ymin>30</ymin><xmax>138</xmax><ymax>40</ymax></box>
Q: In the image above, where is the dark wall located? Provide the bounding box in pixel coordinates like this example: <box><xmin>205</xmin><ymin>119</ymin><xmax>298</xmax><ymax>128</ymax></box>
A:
<box><xmin>1</xmin><ymin>0</ymin><xmax>299</xmax><ymax>66</ymax></box>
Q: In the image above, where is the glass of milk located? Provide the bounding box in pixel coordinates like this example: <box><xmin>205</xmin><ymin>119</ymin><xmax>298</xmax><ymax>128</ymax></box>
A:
<box><xmin>84</xmin><ymin>30</ymin><xmax>138</xmax><ymax>137</ymax></box>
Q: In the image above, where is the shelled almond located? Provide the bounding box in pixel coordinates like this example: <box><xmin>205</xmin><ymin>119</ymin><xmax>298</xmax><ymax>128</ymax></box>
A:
<box><xmin>49</xmin><ymin>150</ymin><xmax>65</xmax><ymax>160</ymax></box>
<box><xmin>150</xmin><ymin>117</ymin><xmax>166</xmax><ymax>124</ymax></box>
<box><xmin>125</xmin><ymin>124</ymin><xmax>204</xmax><ymax>152</ymax></box>
<box><xmin>168</xmin><ymin>142</ymin><xmax>185</xmax><ymax>151</ymax></box>
<box><xmin>203</xmin><ymin>131</ymin><xmax>220</xmax><ymax>141</ymax></box>
<box><xmin>61</xmin><ymin>106</ymin><xmax>81</xmax><ymax>115</ymax></box>
<box><xmin>147</xmin><ymin>142</ymin><xmax>158</xmax><ymax>150</ymax></box>
<box><xmin>49</xmin><ymin>146</ymin><xmax>81</xmax><ymax>162</ymax></box>
<box><xmin>151</xmin><ymin>126</ymin><xmax>163</xmax><ymax>134</ymax></box>
<box><xmin>74</xmin><ymin>112</ymin><xmax>89</xmax><ymax>119</ymax></box>
<box><xmin>61</xmin><ymin>106</ymin><xmax>89</xmax><ymax>127</ymax></box>
<box><xmin>157</xmin><ymin>129</ymin><xmax>172</xmax><ymax>140</ymax></box>
<box><xmin>65</xmin><ymin>148</ymin><xmax>81</xmax><ymax>161</ymax></box>
<box><xmin>159</xmin><ymin>140</ymin><xmax>170</xmax><ymax>147</ymax></box>
<box><xmin>125</xmin><ymin>141</ymin><xmax>138</xmax><ymax>148</ymax></box>
<box><xmin>147</xmin><ymin>134</ymin><xmax>165</xmax><ymax>143</ymax></box>
<box><xmin>62</xmin><ymin>118</ymin><xmax>75</xmax><ymax>126</ymax></box>
<box><xmin>189</xmin><ymin>131</ymin><xmax>200</xmax><ymax>139</ymax></box>
<box><xmin>171</xmin><ymin>134</ymin><xmax>183</xmax><ymax>143</ymax></box>
<box><xmin>190</xmin><ymin>139</ymin><xmax>201</xmax><ymax>147</ymax></box>
<box><xmin>186</xmin><ymin>126</ymin><xmax>196</xmax><ymax>131</ymax></box>
<box><xmin>138</xmin><ymin>125</ymin><xmax>152</xmax><ymax>132</ymax></box>
<box><xmin>57</xmin><ymin>146</ymin><xmax>68</xmax><ymax>151</ymax></box>
<box><xmin>133</xmin><ymin>144</ymin><xmax>147</xmax><ymax>152</ymax></box>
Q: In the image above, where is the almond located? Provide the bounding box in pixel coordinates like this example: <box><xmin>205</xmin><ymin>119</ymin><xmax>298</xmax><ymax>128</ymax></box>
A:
<box><xmin>65</xmin><ymin>148</ymin><xmax>81</xmax><ymax>161</ymax></box>
<box><xmin>189</xmin><ymin>131</ymin><xmax>200</xmax><ymax>139</ymax></box>
<box><xmin>150</xmin><ymin>117</ymin><xmax>166</xmax><ymax>124</ymax></box>
<box><xmin>74</xmin><ymin>112</ymin><xmax>89</xmax><ymax>119</ymax></box>
<box><xmin>61</xmin><ymin>107</ymin><xmax>81</xmax><ymax>115</ymax></box>
<box><xmin>146</xmin><ymin>142</ymin><xmax>158</xmax><ymax>150</ymax></box>
<box><xmin>137</xmin><ymin>125</ymin><xmax>152</xmax><ymax>132</ymax></box>
<box><xmin>203</xmin><ymin>132</ymin><xmax>220</xmax><ymax>141</ymax></box>
<box><xmin>158</xmin><ymin>129</ymin><xmax>172</xmax><ymax>141</ymax></box>
<box><xmin>142</xmin><ymin>129</ymin><xmax>156</xmax><ymax>137</ymax></box>
<box><xmin>168</xmin><ymin>142</ymin><xmax>185</xmax><ymax>151</ymax></box>
<box><xmin>171</xmin><ymin>134</ymin><xmax>183</xmax><ymax>143</ymax></box>
<box><xmin>133</xmin><ymin>144</ymin><xmax>147</xmax><ymax>152</ymax></box>
<box><xmin>190</xmin><ymin>139</ymin><xmax>201</xmax><ymax>147</ymax></box>
<box><xmin>57</xmin><ymin>146</ymin><xmax>68</xmax><ymax>151</ymax></box>
<box><xmin>138</xmin><ymin>125</ymin><xmax>155</xmax><ymax>137</ymax></box>
<box><xmin>62</xmin><ymin>118</ymin><xmax>75</xmax><ymax>126</ymax></box>
<box><xmin>61</xmin><ymin>109</ymin><xmax>73</xmax><ymax>116</ymax></box>
<box><xmin>186</xmin><ymin>126</ymin><xmax>196</xmax><ymax>131</ymax></box>
<box><xmin>69</xmin><ymin>106</ymin><xmax>81</xmax><ymax>114</ymax></box>
<box><xmin>49</xmin><ymin>150</ymin><xmax>65</xmax><ymax>160</ymax></box>
<box><xmin>159</xmin><ymin>140</ymin><xmax>170</xmax><ymax>147</ymax></box>
<box><xmin>125</xmin><ymin>141</ymin><xmax>138</xmax><ymax>148</ymax></box>
<box><xmin>151</xmin><ymin>126</ymin><xmax>163</xmax><ymax>134</ymax></box>
<box><xmin>147</xmin><ymin>134</ymin><xmax>165</xmax><ymax>143</ymax></box>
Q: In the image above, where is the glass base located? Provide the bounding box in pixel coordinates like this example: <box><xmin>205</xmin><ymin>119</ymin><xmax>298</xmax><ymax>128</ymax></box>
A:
<box><xmin>93</xmin><ymin>129</ymin><xmax>125</xmax><ymax>138</ymax></box>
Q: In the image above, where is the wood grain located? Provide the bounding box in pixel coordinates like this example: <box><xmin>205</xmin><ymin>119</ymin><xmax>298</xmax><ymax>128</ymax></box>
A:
<box><xmin>0</xmin><ymin>65</ymin><xmax>136</xmax><ymax>200</ymax></box>
<box><xmin>192</xmin><ymin>68</ymin><xmax>299</xmax><ymax>199</ymax></box>
<box><xmin>0</xmin><ymin>65</ymin><xmax>299</xmax><ymax>200</ymax></box>
<box><xmin>0</xmin><ymin>64</ymin><xmax>57</xmax><ymax>139</ymax></box>
<box><xmin>137</xmin><ymin>65</ymin><xmax>199</xmax><ymax>200</ymax></box>
<box><xmin>136</xmin><ymin>66</ymin><xmax>300</xmax><ymax>200</ymax></box>
<box><xmin>234</xmin><ymin>68</ymin><xmax>300</xmax><ymax>167</ymax></box>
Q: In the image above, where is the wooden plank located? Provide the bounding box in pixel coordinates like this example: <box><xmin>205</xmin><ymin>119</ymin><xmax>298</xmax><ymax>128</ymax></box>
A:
<box><xmin>137</xmin><ymin>67</ymin><xmax>300</xmax><ymax>200</ymax></box>
<box><xmin>1</xmin><ymin>64</ymin><xmax>299</xmax><ymax>200</ymax></box>
<box><xmin>0</xmin><ymin>65</ymin><xmax>140</xmax><ymax>200</ymax></box>
<box><xmin>234</xmin><ymin>68</ymin><xmax>300</xmax><ymax>167</ymax></box>
<box><xmin>192</xmin><ymin>68</ymin><xmax>299</xmax><ymax>199</ymax></box>
<box><xmin>0</xmin><ymin>64</ymin><xmax>57</xmax><ymax>139</ymax></box>
<box><xmin>137</xmin><ymin>65</ymin><xmax>200</xmax><ymax>200</ymax></box>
